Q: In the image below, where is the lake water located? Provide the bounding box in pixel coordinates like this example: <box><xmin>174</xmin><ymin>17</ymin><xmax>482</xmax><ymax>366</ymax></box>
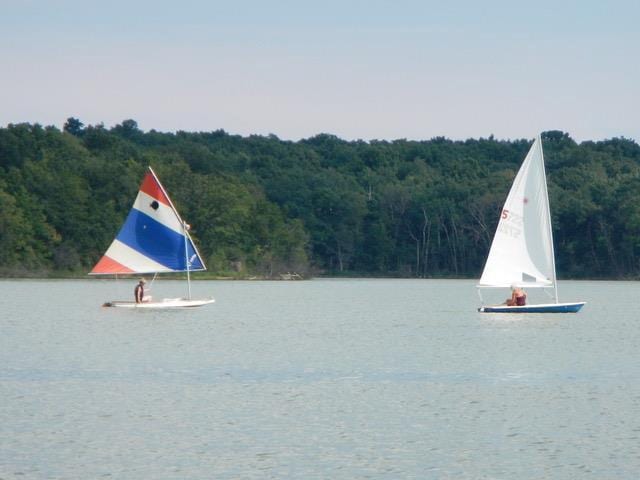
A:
<box><xmin>1</xmin><ymin>279</ymin><xmax>639</xmax><ymax>479</ymax></box>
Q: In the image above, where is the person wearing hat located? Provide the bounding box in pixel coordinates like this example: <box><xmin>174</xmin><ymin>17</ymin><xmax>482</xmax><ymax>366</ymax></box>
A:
<box><xmin>134</xmin><ymin>278</ymin><xmax>147</xmax><ymax>303</ymax></box>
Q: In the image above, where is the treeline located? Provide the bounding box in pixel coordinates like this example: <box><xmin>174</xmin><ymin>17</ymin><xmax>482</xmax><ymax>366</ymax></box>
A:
<box><xmin>1</xmin><ymin>119</ymin><xmax>640</xmax><ymax>279</ymax></box>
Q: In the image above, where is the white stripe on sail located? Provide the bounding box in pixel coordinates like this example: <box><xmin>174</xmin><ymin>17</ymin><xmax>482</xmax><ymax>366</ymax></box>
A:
<box><xmin>133</xmin><ymin>191</ymin><xmax>185</xmax><ymax>235</ymax></box>
<box><xmin>104</xmin><ymin>239</ymin><xmax>174</xmax><ymax>273</ymax></box>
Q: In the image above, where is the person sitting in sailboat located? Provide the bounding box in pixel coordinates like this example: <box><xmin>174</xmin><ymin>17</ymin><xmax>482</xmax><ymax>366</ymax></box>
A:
<box><xmin>134</xmin><ymin>278</ymin><xmax>152</xmax><ymax>303</ymax></box>
<box><xmin>506</xmin><ymin>285</ymin><xmax>526</xmax><ymax>306</ymax></box>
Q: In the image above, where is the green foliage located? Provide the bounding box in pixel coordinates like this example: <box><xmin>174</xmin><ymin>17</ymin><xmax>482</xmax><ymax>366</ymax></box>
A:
<box><xmin>1</xmin><ymin>120</ymin><xmax>640</xmax><ymax>278</ymax></box>
<box><xmin>63</xmin><ymin>117</ymin><xmax>84</xmax><ymax>137</ymax></box>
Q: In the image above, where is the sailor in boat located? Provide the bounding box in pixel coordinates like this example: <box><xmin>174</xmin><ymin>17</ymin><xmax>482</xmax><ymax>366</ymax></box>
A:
<box><xmin>505</xmin><ymin>285</ymin><xmax>526</xmax><ymax>306</ymax></box>
<box><xmin>134</xmin><ymin>278</ymin><xmax>152</xmax><ymax>304</ymax></box>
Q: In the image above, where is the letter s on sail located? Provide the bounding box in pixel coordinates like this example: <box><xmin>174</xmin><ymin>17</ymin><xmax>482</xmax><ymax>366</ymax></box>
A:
<box><xmin>501</xmin><ymin>209</ymin><xmax>509</xmax><ymax>219</ymax></box>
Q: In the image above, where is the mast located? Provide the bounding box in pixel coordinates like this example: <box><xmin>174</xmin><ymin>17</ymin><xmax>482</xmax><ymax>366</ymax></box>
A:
<box><xmin>538</xmin><ymin>134</ymin><xmax>559</xmax><ymax>303</ymax></box>
<box><xmin>184</xmin><ymin>220</ymin><xmax>192</xmax><ymax>300</ymax></box>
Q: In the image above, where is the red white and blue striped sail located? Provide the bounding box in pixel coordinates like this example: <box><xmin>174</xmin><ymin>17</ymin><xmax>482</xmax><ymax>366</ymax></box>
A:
<box><xmin>90</xmin><ymin>167</ymin><xmax>206</xmax><ymax>275</ymax></box>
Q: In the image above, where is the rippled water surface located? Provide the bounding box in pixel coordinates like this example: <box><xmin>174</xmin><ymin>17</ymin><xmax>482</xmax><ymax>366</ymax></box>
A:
<box><xmin>1</xmin><ymin>279</ymin><xmax>639</xmax><ymax>479</ymax></box>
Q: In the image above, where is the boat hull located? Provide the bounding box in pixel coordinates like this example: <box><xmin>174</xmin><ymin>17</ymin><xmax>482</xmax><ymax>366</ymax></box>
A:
<box><xmin>103</xmin><ymin>298</ymin><xmax>215</xmax><ymax>308</ymax></box>
<box><xmin>478</xmin><ymin>302</ymin><xmax>585</xmax><ymax>313</ymax></box>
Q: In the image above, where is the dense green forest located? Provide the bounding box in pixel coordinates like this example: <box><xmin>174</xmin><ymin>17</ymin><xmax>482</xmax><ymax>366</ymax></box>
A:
<box><xmin>1</xmin><ymin>119</ymin><xmax>640</xmax><ymax>279</ymax></box>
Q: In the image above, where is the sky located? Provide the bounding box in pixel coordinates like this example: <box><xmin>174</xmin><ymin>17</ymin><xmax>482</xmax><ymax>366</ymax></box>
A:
<box><xmin>1</xmin><ymin>0</ymin><xmax>638</xmax><ymax>142</ymax></box>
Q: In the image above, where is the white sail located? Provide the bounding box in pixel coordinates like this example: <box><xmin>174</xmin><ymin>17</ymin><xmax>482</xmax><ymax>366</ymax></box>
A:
<box><xmin>479</xmin><ymin>135</ymin><xmax>555</xmax><ymax>288</ymax></box>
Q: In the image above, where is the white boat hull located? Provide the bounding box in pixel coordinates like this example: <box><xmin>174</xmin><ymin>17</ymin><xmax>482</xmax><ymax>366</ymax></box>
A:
<box><xmin>103</xmin><ymin>298</ymin><xmax>215</xmax><ymax>308</ymax></box>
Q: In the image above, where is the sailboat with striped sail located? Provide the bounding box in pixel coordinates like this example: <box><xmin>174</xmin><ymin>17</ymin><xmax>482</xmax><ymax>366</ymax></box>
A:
<box><xmin>477</xmin><ymin>135</ymin><xmax>584</xmax><ymax>313</ymax></box>
<box><xmin>90</xmin><ymin>166</ymin><xmax>215</xmax><ymax>308</ymax></box>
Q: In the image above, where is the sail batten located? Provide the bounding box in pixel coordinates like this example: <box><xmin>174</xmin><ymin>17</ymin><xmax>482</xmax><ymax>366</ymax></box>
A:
<box><xmin>90</xmin><ymin>168</ymin><xmax>206</xmax><ymax>275</ymax></box>
<box><xmin>478</xmin><ymin>136</ymin><xmax>555</xmax><ymax>288</ymax></box>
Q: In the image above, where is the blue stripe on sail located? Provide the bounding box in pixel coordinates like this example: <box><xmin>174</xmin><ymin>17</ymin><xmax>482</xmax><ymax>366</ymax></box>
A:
<box><xmin>115</xmin><ymin>209</ymin><xmax>205</xmax><ymax>271</ymax></box>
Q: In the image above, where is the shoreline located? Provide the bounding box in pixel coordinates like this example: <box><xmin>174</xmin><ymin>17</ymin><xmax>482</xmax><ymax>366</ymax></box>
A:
<box><xmin>0</xmin><ymin>273</ymin><xmax>630</xmax><ymax>282</ymax></box>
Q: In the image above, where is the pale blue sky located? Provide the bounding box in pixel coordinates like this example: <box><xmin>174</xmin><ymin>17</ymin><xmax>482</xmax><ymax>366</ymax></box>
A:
<box><xmin>1</xmin><ymin>0</ymin><xmax>638</xmax><ymax>142</ymax></box>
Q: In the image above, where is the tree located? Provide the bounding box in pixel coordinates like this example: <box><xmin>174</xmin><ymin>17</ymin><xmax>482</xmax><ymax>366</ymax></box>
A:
<box><xmin>63</xmin><ymin>117</ymin><xmax>84</xmax><ymax>136</ymax></box>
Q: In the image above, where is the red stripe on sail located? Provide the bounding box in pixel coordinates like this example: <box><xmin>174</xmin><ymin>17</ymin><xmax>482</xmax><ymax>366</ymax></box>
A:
<box><xmin>91</xmin><ymin>255</ymin><xmax>135</xmax><ymax>274</ymax></box>
<box><xmin>139</xmin><ymin>172</ymin><xmax>170</xmax><ymax>206</ymax></box>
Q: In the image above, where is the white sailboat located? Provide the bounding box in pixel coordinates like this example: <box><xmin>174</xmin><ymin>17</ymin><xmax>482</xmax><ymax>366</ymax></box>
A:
<box><xmin>89</xmin><ymin>167</ymin><xmax>215</xmax><ymax>308</ymax></box>
<box><xmin>477</xmin><ymin>135</ymin><xmax>585</xmax><ymax>313</ymax></box>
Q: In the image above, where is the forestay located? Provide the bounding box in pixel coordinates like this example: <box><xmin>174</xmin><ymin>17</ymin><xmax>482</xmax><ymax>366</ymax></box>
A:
<box><xmin>478</xmin><ymin>135</ymin><xmax>555</xmax><ymax>289</ymax></box>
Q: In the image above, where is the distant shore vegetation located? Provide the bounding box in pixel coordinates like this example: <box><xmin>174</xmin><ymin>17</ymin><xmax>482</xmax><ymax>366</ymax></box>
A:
<box><xmin>1</xmin><ymin>119</ymin><xmax>640</xmax><ymax>279</ymax></box>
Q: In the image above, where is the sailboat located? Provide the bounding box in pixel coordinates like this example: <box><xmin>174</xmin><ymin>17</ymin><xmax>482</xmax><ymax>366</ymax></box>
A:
<box><xmin>89</xmin><ymin>166</ymin><xmax>215</xmax><ymax>308</ymax></box>
<box><xmin>477</xmin><ymin>135</ymin><xmax>585</xmax><ymax>313</ymax></box>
